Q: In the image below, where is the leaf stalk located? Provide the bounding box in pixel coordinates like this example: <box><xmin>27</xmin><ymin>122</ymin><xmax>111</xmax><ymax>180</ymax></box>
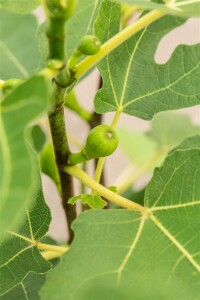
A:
<box><xmin>64</xmin><ymin>165</ymin><xmax>147</xmax><ymax>213</ymax></box>
<box><xmin>75</xmin><ymin>10</ymin><xmax>164</xmax><ymax>79</ymax></box>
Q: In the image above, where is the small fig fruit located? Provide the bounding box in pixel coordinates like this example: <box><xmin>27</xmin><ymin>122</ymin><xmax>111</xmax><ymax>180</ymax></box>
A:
<box><xmin>68</xmin><ymin>125</ymin><xmax>118</xmax><ymax>165</ymax></box>
<box><xmin>82</xmin><ymin>125</ymin><xmax>118</xmax><ymax>159</ymax></box>
<box><xmin>77</xmin><ymin>35</ymin><xmax>101</xmax><ymax>55</ymax></box>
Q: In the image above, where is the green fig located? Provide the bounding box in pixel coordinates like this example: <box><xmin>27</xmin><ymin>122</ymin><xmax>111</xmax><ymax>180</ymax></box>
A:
<box><xmin>77</xmin><ymin>35</ymin><xmax>101</xmax><ymax>55</ymax></box>
<box><xmin>82</xmin><ymin>125</ymin><xmax>118</xmax><ymax>159</ymax></box>
<box><xmin>69</xmin><ymin>125</ymin><xmax>118</xmax><ymax>165</ymax></box>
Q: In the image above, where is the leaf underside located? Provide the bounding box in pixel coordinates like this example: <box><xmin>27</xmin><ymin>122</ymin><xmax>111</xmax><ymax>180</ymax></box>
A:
<box><xmin>0</xmin><ymin>75</ymin><xmax>51</xmax><ymax>296</ymax></box>
<box><xmin>94</xmin><ymin>0</ymin><xmax>200</xmax><ymax>120</ymax></box>
<box><xmin>0</xmin><ymin>76</ymin><xmax>48</xmax><ymax>241</ymax></box>
<box><xmin>0</xmin><ymin>10</ymin><xmax>40</xmax><ymax>80</ymax></box>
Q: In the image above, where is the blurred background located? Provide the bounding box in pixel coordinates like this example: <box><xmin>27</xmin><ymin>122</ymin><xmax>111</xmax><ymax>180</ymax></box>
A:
<box><xmin>34</xmin><ymin>7</ymin><xmax>200</xmax><ymax>241</ymax></box>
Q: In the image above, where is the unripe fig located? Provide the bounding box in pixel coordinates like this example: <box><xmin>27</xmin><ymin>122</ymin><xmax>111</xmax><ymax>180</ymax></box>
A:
<box><xmin>82</xmin><ymin>125</ymin><xmax>118</xmax><ymax>159</ymax></box>
<box><xmin>77</xmin><ymin>35</ymin><xmax>101</xmax><ymax>55</ymax></box>
<box><xmin>68</xmin><ymin>125</ymin><xmax>118</xmax><ymax>165</ymax></box>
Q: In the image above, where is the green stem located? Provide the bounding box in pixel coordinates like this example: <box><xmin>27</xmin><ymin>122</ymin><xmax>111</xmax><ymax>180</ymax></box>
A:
<box><xmin>75</xmin><ymin>10</ymin><xmax>164</xmax><ymax>79</ymax></box>
<box><xmin>47</xmin><ymin>18</ymin><xmax>66</xmax><ymax>61</ymax></box>
<box><xmin>69</xmin><ymin>151</ymin><xmax>85</xmax><ymax>165</ymax></box>
<box><xmin>48</xmin><ymin>75</ymin><xmax>76</xmax><ymax>244</ymax></box>
<box><xmin>64</xmin><ymin>165</ymin><xmax>146</xmax><ymax>212</ymax></box>
<box><xmin>41</xmin><ymin>250</ymin><xmax>68</xmax><ymax>260</ymax></box>
<box><xmin>111</xmin><ymin>110</ymin><xmax>121</xmax><ymax>128</ymax></box>
<box><xmin>8</xmin><ymin>231</ymin><xmax>68</xmax><ymax>253</ymax></box>
<box><xmin>89</xmin><ymin>77</ymin><xmax>106</xmax><ymax>187</ymax></box>
<box><xmin>93</xmin><ymin>157</ymin><xmax>105</xmax><ymax>183</ymax></box>
<box><xmin>45</xmin><ymin>6</ymin><xmax>76</xmax><ymax>243</ymax></box>
<box><xmin>68</xmin><ymin>49</ymin><xmax>81</xmax><ymax>71</ymax></box>
<box><xmin>37</xmin><ymin>242</ymin><xmax>68</xmax><ymax>253</ymax></box>
<box><xmin>81</xmin><ymin>161</ymin><xmax>87</xmax><ymax>194</ymax></box>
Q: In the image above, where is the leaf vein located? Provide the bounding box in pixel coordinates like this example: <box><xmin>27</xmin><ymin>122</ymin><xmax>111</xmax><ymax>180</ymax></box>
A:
<box><xmin>151</xmin><ymin>200</ymin><xmax>200</xmax><ymax>211</ymax></box>
<box><xmin>0</xmin><ymin>41</ymin><xmax>28</xmax><ymax>77</ymax></box>
<box><xmin>0</xmin><ymin>246</ymin><xmax>33</xmax><ymax>269</ymax></box>
<box><xmin>150</xmin><ymin>214</ymin><xmax>200</xmax><ymax>273</ymax></box>
<box><xmin>122</xmin><ymin>62</ymin><xmax>200</xmax><ymax>109</ymax></box>
<box><xmin>117</xmin><ymin>215</ymin><xmax>146</xmax><ymax>284</ymax></box>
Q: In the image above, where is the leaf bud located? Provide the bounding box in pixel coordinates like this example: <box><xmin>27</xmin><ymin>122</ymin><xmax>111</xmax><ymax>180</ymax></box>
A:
<box><xmin>45</xmin><ymin>0</ymin><xmax>76</xmax><ymax>20</ymax></box>
<box><xmin>77</xmin><ymin>35</ymin><xmax>101</xmax><ymax>55</ymax></box>
<box><xmin>82</xmin><ymin>125</ymin><xmax>119</xmax><ymax>159</ymax></box>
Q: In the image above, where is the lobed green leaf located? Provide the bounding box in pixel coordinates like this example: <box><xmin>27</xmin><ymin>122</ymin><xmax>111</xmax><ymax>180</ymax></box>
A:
<box><xmin>94</xmin><ymin>0</ymin><xmax>200</xmax><ymax>120</ymax></box>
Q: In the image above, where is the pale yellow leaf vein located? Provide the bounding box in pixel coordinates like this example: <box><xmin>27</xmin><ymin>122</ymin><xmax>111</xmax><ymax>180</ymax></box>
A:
<box><xmin>21</xmin><ymin>282</ymin><xmax>29</xmax><ymax>300</ymax></box>
<box><xmin>26</xmin><ymin>208</ymin><xmax>34</xmax><ymax>240</ymax></box>
<box><xmin>0</xmin><ymin>110</ymin><xmax>12</xmax><ymax>212</ymax></box>
<box><xmin>122</xmin><ymin>62</ymin><xmax>200</xmax><ymax>109</ymax></box>
<box><xmin>106</xmin><ymin>10</ymin><xmax>119</xmax><ymax>107</ymax></box>
<box><xmin>150</xmin><ymin>214</ymin><xmax>200</xmax><ymax>273</ymax></box>
<box><xmin>119</xmin><ymin>27</ymin><xmax>147</xmax><ymax>108</ymax></box>
<box><xmin>152</xmin><ymin>157</ymin><xmax>189</xmax><ymax>208</ymax></box>
<box><xmin>167</xmin><ymin>255</ymin><xmax>184</xmax><ymax>282</ymax></box>
<box><xmin>152</xmin><ymin>168</ymin><xmax>177</xmax><ymax>208</ymax></box>
<box><xmin>85</xmin><ymin>0</ymin><xmax>98</xmax><ymax>34</ymax></box>
<box><xmin>151</xmin><ymin>200</ymin><xmax>200</xmax><ymax>211</ymax></box>
<box><xmin>0</xmin><ymin>41</ymin><xmax>28</xmax><ymax>77</ymax></box>
<box><xmin>176</xmin><ymin>0</ymin><xmax>200</xmax><ymax>7</ymax></box>
<box><xmin>0</xmin><ymin>246</ymin><xmax>33</xmax><ymax>269</ymax></box>
<box><xmin>117</xmin><ymin>215</ymin><xmax>146</xmax><ymax>284</ymax></box>
<box><xmin>8</xmin><ymin>231</ymin><xmax>34</xmax><ymax>245</ymax></box>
